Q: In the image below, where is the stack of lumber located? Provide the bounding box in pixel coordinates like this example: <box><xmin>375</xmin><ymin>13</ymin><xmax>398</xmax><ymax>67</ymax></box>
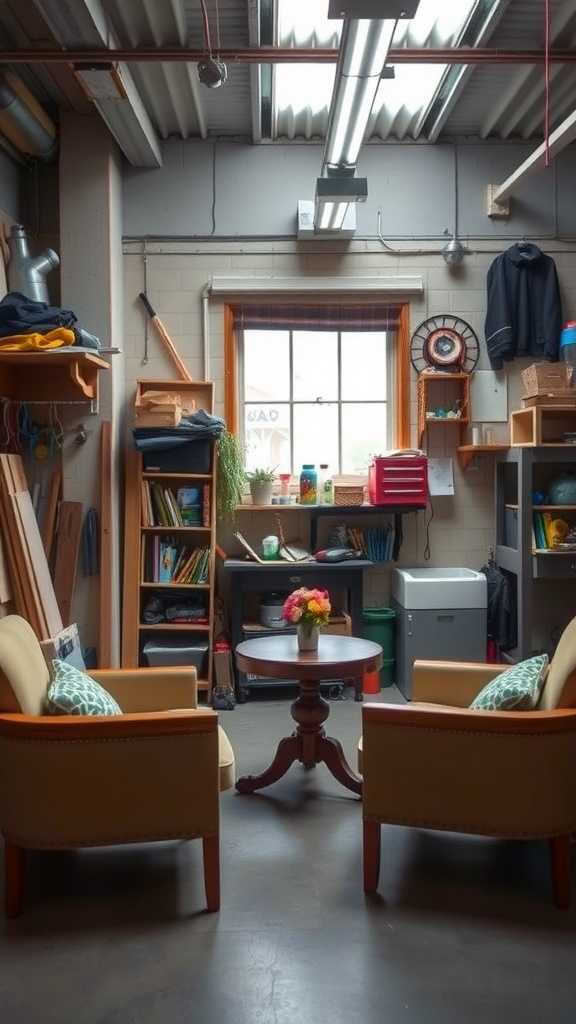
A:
<box><xmin>0</xmin><ymin>454</ymin><xmax>63</xmax><ymax>640</ymax></box>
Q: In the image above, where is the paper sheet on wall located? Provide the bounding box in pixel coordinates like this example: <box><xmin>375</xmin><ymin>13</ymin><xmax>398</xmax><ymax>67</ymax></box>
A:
<box><xmin>428</xmin><ymin>458</ymin><xmax>455</xmax><ymax>496</ymax></box>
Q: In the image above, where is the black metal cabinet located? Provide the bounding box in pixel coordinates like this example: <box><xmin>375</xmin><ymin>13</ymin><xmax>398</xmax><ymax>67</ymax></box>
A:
<box><xmin>223</xmin><ymin>558</ymin><xmax>372</xmax><ymax>697</ymax></box>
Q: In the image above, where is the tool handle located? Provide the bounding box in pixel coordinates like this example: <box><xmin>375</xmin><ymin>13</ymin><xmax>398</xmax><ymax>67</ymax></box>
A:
<box><xmin>153</xmin><ymin>319</ymin><xmax>193</xmax><ymax>382</ymax></box>
<box><xmin>138</xmin><ymin>292</ymin><xmax>155</xmax><ymax>318</ymax></box>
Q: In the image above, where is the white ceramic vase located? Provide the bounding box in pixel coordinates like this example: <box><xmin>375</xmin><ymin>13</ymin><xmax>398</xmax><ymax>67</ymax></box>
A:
<box><xmin>297</xmin><ymin>623</ymin><xmax>319</xmax><ymax>652</ymax></box>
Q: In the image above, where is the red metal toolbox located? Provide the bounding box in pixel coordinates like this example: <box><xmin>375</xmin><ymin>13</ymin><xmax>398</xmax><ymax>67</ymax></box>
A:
<box><xmin>368</xmin><ymin>454</ymin><xmax>428</xmax><ymax>506</ymax></box>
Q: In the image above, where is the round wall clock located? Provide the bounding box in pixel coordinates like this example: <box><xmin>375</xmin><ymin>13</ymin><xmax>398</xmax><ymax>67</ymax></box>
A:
<box><xmin>410</xmin><ymin>315</ymin><xmax>480</xmax><ymax>374</ymax></box>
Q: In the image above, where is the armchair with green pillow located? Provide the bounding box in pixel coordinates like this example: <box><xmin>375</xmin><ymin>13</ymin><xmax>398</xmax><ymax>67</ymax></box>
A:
<box><xmin>359</xmin><ymin>616</ymin><xmax>576</xmax><ymax>908</ymax></box>
<box><xmin>0</xmin><ymin>615</ymin><xmax>235</xmax><ymax>918</ymax></box>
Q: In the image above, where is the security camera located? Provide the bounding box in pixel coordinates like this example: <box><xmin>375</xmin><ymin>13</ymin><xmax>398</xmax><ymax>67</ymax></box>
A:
<box><xmin>198</xmin><ymin>56</ymin><xmax>228</xmax><ymax>89</ymax></box>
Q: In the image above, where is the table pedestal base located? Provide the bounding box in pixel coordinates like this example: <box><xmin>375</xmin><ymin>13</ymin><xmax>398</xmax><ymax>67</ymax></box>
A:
<box><xmin>235</xmin><ymin>677</ymin><xmax>363</xmax><ymax>797</ymax></box>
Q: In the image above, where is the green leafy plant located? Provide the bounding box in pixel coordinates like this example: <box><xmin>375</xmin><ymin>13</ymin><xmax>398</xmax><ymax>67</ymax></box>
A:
<box><xmin>216</xmin><ymin>430</ymin><xmax>246</xmax><ymax>525</ymax></box>
<box><xmin>245</xmin><ymin>467</ymin><xmax>277</xmax><ymax>484</ymax></box>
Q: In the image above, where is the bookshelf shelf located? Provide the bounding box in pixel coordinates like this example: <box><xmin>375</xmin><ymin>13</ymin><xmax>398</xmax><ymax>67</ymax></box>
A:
<box><xmin>121</xmin><ymin>380</ymin><xmax>217</xmax><ymax>700</ymax></box>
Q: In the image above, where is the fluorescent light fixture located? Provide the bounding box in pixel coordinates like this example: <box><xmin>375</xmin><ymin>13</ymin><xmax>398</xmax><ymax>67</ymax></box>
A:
<box><xmin>328</xmin><ymin>1</ymin><xmax>421</xmax><ymax>17</ymax></box>
<box><xmin>324</xmin><ymin>19</ymin><xmax>396</xmax><ymax>169</ymax></box>
<box><xmin>72</xmin><ymin>63</ymin><xmax>128</xmax><ymax>101</ymax></box>
<box><xmin>315</xmin><ymin>201</ymin><xmax>353</xmax><ymax>232</ymax></box>
<box><xmin>314</xmin><ymin>176</ymin><xmax>367</xmax><ymax>232</ymax></box>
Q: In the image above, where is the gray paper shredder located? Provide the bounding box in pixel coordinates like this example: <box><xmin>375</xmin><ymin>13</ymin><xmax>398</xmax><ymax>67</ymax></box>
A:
<box><xmin>392</xmin><ymin>567</ymin><xmax>488</xmax><ymax>700</ymax></box>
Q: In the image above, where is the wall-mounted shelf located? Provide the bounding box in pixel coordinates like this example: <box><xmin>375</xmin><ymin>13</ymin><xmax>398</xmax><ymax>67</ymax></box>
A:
<box><xmin>417</xmin><ymin>371</ymin><xmax>470</xmax><ymax>448</ymax></box>
<box><xmin>0</xmin><ymin>351</ymin><xmax>110</xmax><ymax>403</ymax></box>
<box><xmin>456</xmin><ymin>443</ymin><xmax>509</xmax><ymax>471</ymax></box>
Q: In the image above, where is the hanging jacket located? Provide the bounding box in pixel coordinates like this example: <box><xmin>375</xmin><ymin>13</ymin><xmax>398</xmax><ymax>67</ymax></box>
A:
<box><xmin>480</xmin><ymin>560</ymin><xmax>517</xmax><ymax>652</ymax></box>
<box><xmin>484</xmin><ymin>244</ymin><xmax>563</xmax><ymax>370</ymax></box>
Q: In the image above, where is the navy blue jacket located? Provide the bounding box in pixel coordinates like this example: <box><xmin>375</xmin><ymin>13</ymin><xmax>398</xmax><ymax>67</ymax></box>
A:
<box><xmin>484</xmin><ymin>244</ymin><xmax>563</xmax><ymax>370</ymax></box>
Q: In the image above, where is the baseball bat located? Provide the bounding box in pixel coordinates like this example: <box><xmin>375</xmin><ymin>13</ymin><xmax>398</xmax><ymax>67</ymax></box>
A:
<box><xmin>138</xmin><ymin>292</ymin><xmax>192</xmax><ymax>382</ymax></box>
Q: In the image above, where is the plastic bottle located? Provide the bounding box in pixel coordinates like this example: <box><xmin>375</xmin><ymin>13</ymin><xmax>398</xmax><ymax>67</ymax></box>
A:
<box><xmin>319</xmin><ymin>463</ymin><xmax>333</xmax><ymax>505</ymax></box>
<box><xmin>279</xmin><ymin>473</ymin><xmax>291</xmax><ymax>504</ymax></box>
<box><xmin>560</xmin><ymin>322</ymin><xmax>576</xmax><ymax>386</ymax></box>
<box><xmin>299</xmin><ymin>464</ymin><xmax>317</xmax><ymax>505</ymax></box>
<box><xmin>316</xmin><ymin>465</ymin><xmax>325</xmax><ymax>505</ymax></box>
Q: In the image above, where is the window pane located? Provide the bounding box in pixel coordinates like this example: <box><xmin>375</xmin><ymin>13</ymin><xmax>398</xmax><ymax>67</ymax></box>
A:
<box><xmin>293</xmin><ymin>332</ymin><xmax>338</xmax><ymax>401</ymax></box>
<box><xmin>293</xmin><ymin>403</ymin><xmax>339</xmax><ymax>473</ymax></box>
<box><xmin>244</xmin><ymin>330</ymin><xmax>290</xmax><ymax>401</ymax></box>
<box><xmin>341</xmin><ymin>333</ymin><xmax>387</xmax><ymax>400</ymax></box>
<box><xmin>244</xmin><ymin>403</ymin><xmax>291</xmax><ymax>474</ymax></box>
<box><xmin>341</xmin><ymin>403</ymin><xmax>388</xmax><ymax>473</ymax></box>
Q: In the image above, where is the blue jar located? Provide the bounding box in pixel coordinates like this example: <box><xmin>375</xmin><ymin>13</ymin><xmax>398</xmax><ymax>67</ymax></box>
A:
<box><xmin>299</xmin><ymin>464</ymin><xmax>317</xmax><ymax>505</ymax></box>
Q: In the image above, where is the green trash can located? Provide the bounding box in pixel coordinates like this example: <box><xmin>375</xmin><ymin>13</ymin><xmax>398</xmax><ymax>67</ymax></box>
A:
<box><xmin>362</xmin><ymin>607</ymin><xmax>396</xmax><ymax>688</ymax></box>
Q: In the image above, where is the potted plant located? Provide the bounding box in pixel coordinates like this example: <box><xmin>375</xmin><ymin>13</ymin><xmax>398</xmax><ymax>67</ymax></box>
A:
<box><xmin>246</xmin><ymin>467</ymin><xmax>277</xmax><ymax>506</ymax></box>
<box><xmin>216</xmin><ymin>430</ymin><xmax>246</xmax><ymax>525</ymax></box>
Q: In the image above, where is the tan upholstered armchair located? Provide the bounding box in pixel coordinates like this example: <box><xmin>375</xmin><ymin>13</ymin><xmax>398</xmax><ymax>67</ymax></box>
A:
<box><xmin>0</xmin><ymin>615</ymin><xmax>235</xmax><ymax>918</ymax></box>
<box><xmin>360</xmin><ymin>616</ymin><xmax>576</xmax><ymax>908</ymax></box>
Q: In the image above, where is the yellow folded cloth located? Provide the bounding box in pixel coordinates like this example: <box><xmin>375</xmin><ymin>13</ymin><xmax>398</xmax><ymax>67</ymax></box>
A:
<box><xmin>0</xmin><ymin>328</ymin><xmax>76</xmax><ymax>351</ymax></box>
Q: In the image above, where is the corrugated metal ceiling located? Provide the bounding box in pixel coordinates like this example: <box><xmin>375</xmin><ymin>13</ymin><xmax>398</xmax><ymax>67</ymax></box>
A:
<box><xmin>0</xmin><ymin>0</ymin><xmax>575</xmax><ymax>165</ymax></box>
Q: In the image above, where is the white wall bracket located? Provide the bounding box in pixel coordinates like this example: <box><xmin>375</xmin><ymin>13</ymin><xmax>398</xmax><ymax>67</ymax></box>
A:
<box><xmin>486</xmin><ymin>184</ymin><xmax>510</xmax><ymax>219</ymax></box>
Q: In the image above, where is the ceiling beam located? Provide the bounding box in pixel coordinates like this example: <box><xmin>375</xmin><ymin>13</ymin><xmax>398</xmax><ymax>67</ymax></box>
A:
<box><xmin>28</xmin><ymin>0</ymin><xmax>161</xmax><ymax>167</ymax></box>
<box><xmin>3</xmin><ymin>47</ymin><xmax>576</xmax><ymax>66</ymax></box>
<box><xmin>491</xmin><ymin>108</ymin><xmax>576</xmax><ymax>206</ymax></box>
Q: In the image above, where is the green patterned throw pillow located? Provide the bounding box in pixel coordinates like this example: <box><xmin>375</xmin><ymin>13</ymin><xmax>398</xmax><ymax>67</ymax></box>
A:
<box><xmin>469</xmin><ymin>654</ymin><xmax>549</xmax><ymax>711</ymax></box>
<box><xmin>46</xmin><ymin>660</ymin><xmax>122</xmax><ymax>716</ymax></box>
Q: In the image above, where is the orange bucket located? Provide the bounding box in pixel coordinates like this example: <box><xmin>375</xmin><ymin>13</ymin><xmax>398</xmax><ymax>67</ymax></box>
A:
<box><xmin>363</xmin><ymin>671</ymin><xmax>380</xmax><ymax>694</ymax></box>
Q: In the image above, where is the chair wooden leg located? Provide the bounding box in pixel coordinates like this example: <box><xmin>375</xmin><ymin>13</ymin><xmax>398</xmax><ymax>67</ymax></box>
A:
<box><xmin>363</xmin><ymin>820</ymin><xmax>381</xmax><ymax>893</ymax></box>
<box><xmin>4</xmin><ymin>841</ymin><xmax>25</xmax><ymax>919</ymax></box>
<box><xmin>202</xmin><ymin>836</ymin><xmax>220</xmax><ymax>912</ymax></box>
<box><xmin>549</xmin><ymin>834</ymin><xmax>572</xmax><ymax>909</ymax></box>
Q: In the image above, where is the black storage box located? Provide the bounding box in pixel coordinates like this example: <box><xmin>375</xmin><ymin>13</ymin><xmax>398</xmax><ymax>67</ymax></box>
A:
<box><xmin>142</xmin><ymin>638</ymin><xmax>209</xmax><ymax>674</ymax></box>
<box><xmin>143</xmin><ymin>439</ymin><xmax>211</xmax><ymax>474</ymax></box>
<box><xmin>504</xmin><ymin>505</ymin><xmax>518</xmax><ymax>548</ymax></box>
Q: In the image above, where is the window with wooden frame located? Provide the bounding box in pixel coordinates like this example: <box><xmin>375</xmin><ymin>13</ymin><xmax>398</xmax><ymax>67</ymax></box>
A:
<box><xmin>224</xmin><ymin>302</ymin><xmax>411</xmax><ymax>475</ymax></box>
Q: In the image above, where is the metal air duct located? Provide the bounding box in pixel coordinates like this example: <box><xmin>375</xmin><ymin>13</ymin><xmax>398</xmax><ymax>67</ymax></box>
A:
<box><xmin>0</xmin><ymin>70</ymin><xmax>58</xmax><ymax>161</ymax></box>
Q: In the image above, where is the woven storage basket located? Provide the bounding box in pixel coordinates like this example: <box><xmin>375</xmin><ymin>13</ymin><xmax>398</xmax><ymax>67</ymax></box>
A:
<box><xmin>333</xmin><ymin>485</ymin><xmax>364</xmax><ymax>506</ymax></box>
<box><xmin>521</xmin><ymin>362</ymin><xmax>573</xmax><ymax>398</ymax></box>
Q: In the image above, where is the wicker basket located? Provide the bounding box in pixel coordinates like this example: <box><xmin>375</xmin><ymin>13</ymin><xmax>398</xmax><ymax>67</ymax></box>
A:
<box><xmin>521</xmin><ymin>362</ymin><xmax>573</xmax><ymax>398</ymax></box>
<box><xmin>333</xmin><ymin>485</ymin><xmax>365</xmax><ymax>506</ymax></box>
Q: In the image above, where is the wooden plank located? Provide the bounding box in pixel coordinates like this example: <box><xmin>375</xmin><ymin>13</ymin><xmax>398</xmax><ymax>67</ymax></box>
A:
<box><xmin>99</xmin><ymin>420</ymin><xmax>112</xmax><ymax>668</ymax></box>
<box><xmin>121</xmin><ymin>445</ymin><xmax>143</xmax><ymax>667</ymax></box>
<box><xmin>0</xmin><ymin>529</ymin><xmax>13</xmax><ymax>604</ymax></box>
<box><xmin>6</xmin><ymin>454</ymin><xmax>63</xmax><ymax>637</ymax></box>
<box><xmin>0</xmin><ymin>456</ymin><xmax>42</xmax><ymax>633</ymax></box>
<box><xmin>0</xmin><ymin>454</ymin><xmax>44</xmax><ymax>630</ymax></box>
<box><xmin>10</xmin><ymin>492</ymin><xmax>48</xmax><ymax>638</ymax></box>
<box><xmin>42</xmin><ymin>470</ymin><xmax>62</xmax><ymax>559</ymax></box>
<box><xmin>15</xmin><ymin>492</ymin><xmax>63</xmax><ymax>638</ymax></box>
<box><xmin>53</xmin><ymin>501</ymin><xmax>83</xmax><ymax>627</ymax></box>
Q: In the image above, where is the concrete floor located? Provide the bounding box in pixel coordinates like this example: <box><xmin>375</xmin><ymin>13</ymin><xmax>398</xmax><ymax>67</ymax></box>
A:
<box><xmin>1</xmin><ymin>682</ymin><xmax>576</xmax><ymax>1023</ymax></box>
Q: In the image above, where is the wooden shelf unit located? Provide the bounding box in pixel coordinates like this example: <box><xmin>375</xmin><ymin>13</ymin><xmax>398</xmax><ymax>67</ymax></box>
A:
<box><xmin>121</xmin><ymin>380</ymin><xmax>217</xmax><ymax>700</ymax></box>
<box><xmin>417</xmin><ymin>371</ymin><xmax>471</xmax><ymax>449</ymax></box>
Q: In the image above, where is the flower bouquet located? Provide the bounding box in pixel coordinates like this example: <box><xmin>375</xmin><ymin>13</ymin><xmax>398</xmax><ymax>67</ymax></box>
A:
<box><xmin>282</xmin><ymin>587</ymin><xmax>331</xmax><ymax>650</ymax></box>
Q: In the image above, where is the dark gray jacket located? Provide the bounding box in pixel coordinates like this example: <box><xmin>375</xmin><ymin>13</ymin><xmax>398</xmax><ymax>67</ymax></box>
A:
<box><xmin>484</xmin><ymin>243</ymin><xmax>563</xmax><ymax>370</ymax></box>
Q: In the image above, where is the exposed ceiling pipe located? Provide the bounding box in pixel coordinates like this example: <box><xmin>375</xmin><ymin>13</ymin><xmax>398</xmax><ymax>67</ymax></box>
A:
<box><xmin>0</xmin><ymin>70</ymin><xmax>58</xmax><ymax>161</ymax></box>
<box><xmin>1</xmin><ymin>47</ymin><xmax>575</xmax><ymax>66</ymax></box>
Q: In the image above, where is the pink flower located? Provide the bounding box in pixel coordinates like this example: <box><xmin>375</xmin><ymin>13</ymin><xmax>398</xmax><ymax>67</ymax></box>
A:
<box><xmin>282</xmin><ymin>587</ymin><xmax>331</xmax><ymax>628</ymax></box>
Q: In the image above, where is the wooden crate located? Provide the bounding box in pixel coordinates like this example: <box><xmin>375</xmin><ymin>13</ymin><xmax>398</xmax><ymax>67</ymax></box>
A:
<box><xmin>510</xmin><ymin>405</ymin><xmax>576</xmax><ymax>445</ymax></box>
<box><xmin>135</xmin><ymin>378</ymin><xmax>214</xmax><ymax>416</ymax></box>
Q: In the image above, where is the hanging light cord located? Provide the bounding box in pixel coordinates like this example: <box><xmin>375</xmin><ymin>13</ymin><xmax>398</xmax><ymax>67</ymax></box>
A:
<box><xmin>198</xmin><ymin>0</ymin><xmax>212</xmax><ymax>53</ymax></box>
<box><xmin>544</xmin><ymin>0</ymin><xmax>550</xmax><ymax>166</ymax></box>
